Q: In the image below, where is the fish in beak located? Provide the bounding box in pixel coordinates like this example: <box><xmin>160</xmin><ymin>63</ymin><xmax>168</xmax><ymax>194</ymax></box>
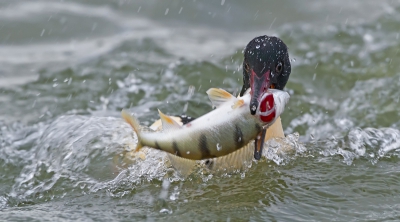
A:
<box><xmin>240</xmin><ymin>35</ymin><xmax>292</xmax><ymax>160</ymax></box>
<box><xmin>249</xmin><ymin>69</ymin><xmax>271</xmax><ymax>115</ymax></box>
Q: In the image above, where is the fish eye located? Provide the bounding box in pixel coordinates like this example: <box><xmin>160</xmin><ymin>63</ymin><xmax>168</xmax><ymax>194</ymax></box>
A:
<box><xmin>276</xmin><ymin>62</ymin><xmax>283</xmax><ymax>73</ymax></box>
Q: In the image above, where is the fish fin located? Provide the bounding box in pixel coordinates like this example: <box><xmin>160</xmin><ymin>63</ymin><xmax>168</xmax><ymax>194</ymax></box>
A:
<box><xmin>150</xmin><ymin>116</ymin><xmax>184</xmax><ymax>131</ymax></box>
<box><xmin>121</xmin><ymin>109</ymin><xmax>143</xmax><ymax>151</ymax></box>
<box><xmin>265</xmin><ymin>116</ymin><xmax>285</xmax><ymax>141</ymax></box>
<box><xmin>158</xmin><ymin>109</ymin><xmax>181</xmax><ymax>132</ymax></box>
<box><xmin>149</xmin><ymin>119</ymin><xmax>163</xmax><ymax>131</ymax></box>
<box><xmin>167</xmin><ymin>153</ymin><xmax>196</xmax><ymax>178</ymax></box>
<box><xmin>203</xmin><ymin>142</ymin><xmax>254</xmax><ymax>173</ymax></box>
<box><xmin>206</xmin><ymin>88</ymin><xmax>237</xmax><ymax>108</ymax></box>
<box><xmin>231</xmin><ymin>99</ymin><xmax>244</xmax><ymax>109</ymax></box>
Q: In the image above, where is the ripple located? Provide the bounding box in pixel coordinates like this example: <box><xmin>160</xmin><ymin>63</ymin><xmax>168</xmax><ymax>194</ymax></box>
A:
<box><xmin>1</xmin><ymin>0</ymin><xmax>400</xmax><ymax>220</ymax></box>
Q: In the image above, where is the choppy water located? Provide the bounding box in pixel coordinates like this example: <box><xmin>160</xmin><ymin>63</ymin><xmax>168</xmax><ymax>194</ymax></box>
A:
<box><xmin>1</xmin><ymin>0</ymin><xmax>400</xmax><ymax>221</ymax></box>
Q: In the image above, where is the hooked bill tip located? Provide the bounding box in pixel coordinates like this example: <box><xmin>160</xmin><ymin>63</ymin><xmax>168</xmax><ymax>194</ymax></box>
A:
<box><xmin>250</xmin><ymin>103</ymin><xmax>258</xmax><ymax>115</ymax></box>
<box><xmin>254</xmin><ymin>151</ymin><xmax>262</xmax><ymax>160</ymax></box>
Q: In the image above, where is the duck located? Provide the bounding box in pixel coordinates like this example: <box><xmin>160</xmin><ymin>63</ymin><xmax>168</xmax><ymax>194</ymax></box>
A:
<box><xmin>150</xmin><ymin>35</ymin><xmax>291</xmax><ymax>161</ymax></box>
<box><xmin>240</xmin><ymin>35</ymin><xmax>291</xmax><ymax>159</ymax></box>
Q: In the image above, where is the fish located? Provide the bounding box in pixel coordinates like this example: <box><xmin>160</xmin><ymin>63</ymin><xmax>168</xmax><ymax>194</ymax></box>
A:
<box><xmin>121</xmin><ymin>88</ymin><xmax>290</xmax><ymax>160</ymax></box>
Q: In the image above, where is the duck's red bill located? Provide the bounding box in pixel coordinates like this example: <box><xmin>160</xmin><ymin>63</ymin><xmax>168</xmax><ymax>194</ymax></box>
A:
<box><xmin>254</xmin><ymin>92</ymin><xmax>276</xmax><ymax>160</ymax></box>
<box><xmin>249</xmin><ymin>69</ymin><xmax>270</xmax><ymax>115</ymax></box>
<box><xmin>254</xmin><ymin>129</ymin><xmax>266</xmax><ymax>160</ymax></box>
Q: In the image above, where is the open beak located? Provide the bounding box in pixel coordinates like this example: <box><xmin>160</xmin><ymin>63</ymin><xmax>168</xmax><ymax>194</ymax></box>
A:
<box><xmin>249</xmin><ymin>69</ymin><xmax>271</xmax><ymax>115</ymax></box>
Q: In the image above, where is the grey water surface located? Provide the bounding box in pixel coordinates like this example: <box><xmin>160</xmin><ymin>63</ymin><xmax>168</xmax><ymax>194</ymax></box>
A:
<box><xmin>1</xmin><ymin>0</ymin><xmax>400</xmax><ymax>221</ymax></box>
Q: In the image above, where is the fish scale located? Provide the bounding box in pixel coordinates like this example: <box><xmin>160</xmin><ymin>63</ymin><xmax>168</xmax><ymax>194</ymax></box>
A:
<box><xmin>122</xmin><ymin>88</ymin><xmax>290</xmax><ymax>160</ymax></box>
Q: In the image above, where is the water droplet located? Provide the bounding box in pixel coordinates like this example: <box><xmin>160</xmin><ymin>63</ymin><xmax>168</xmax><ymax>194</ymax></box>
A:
<box><xmin>256</xmin><ymin>45</ymin><xmax>260</xmax><ymax>49</ymax></box>
<box><xmin>160</xmin><ymin>208</ymin><xmax>172</xmax><ymax>214</ymax></box>
<box><xmin>216</xmin><ymin>143</ymin><xmax>222</xmax><ymax>151</ymax></box>
<box><xmin>310</xmin><ymin>134</ymin><xmax>314</xmax><ymax>140</ymax></box>
<box><xmin>165</xmin><ymin>8</ymin><xmax>169</xmax><ymax>15</ymax></box>
<box><xmin>186</xmin><ymin>151</ymin><xmax>190</xmax><ymax>154</ymax></box>
<box><xmin>188</xmin><ymin>85</ymin><xmax>195</xmax><ymax>96</ymax></box>
<box><xmin>363</xmin><ymin>34</ymin><xmax>373</xmax><ymax>42</ymax></box>
<box><xmin>183</xmin><ymin>103</ymin><xmax>188</xmax><ymax>113</ymax></box>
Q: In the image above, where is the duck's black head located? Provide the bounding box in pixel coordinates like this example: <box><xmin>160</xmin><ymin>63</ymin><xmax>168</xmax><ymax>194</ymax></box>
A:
<box><xmin>240</xmin><ymin>36</ymin><xmax>291</xmax><ymax>115</ymax></box>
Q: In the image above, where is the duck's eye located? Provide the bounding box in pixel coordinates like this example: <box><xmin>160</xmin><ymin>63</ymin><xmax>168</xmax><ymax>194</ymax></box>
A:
<box><xmin>244</xmin><ymin>63</ymin><xmax>250</xmax><ymax>72</ymax></box>
<box><xmin>276</xmin><ymin>62</ymin><xmax>283</xmax><ymax>73</ymax></box>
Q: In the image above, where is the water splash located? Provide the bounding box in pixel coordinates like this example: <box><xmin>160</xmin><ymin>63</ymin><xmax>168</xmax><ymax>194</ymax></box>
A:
<box><xmin>264</xmin><ymin>132</ymin><xmax>306</xmax><ymax>165</ymax></box>
<box><xmin>310</xmin><ymin>127</ymin><xmax>400</xmax><ymax>165</ymax></box>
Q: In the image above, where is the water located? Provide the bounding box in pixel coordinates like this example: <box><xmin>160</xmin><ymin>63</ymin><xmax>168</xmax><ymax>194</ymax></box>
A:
<box><xmin>1</xmin><ymin>0</ymin><xmax>400</xmax><ymax>220</ymax></box>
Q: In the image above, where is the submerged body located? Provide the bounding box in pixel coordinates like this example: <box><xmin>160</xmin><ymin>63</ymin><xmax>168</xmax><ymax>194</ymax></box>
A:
<box><xmin>122</xmin><ymin>88</ymin><xmax>290</xmax><ymax>160</ymax></box>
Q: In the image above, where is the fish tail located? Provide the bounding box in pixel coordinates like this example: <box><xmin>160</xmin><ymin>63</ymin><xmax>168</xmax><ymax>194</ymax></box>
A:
<box><xmin>121</xmin><ymin>109</ymin><xmax>143</xmax><ymax>151</ymax></box>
